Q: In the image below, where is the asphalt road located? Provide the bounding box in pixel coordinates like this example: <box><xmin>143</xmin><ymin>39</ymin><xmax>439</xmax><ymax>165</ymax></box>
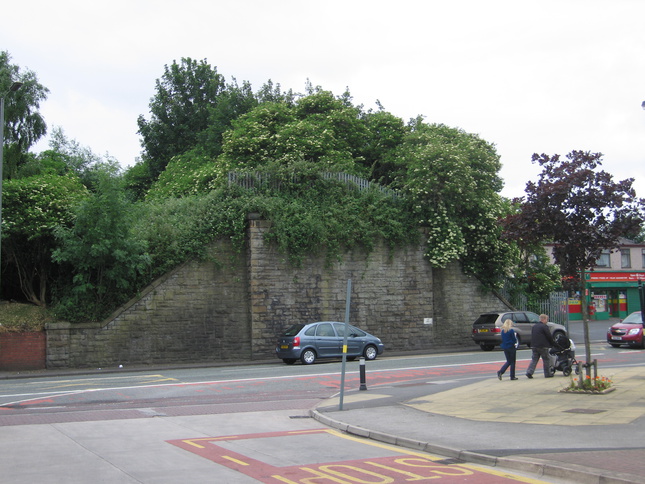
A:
<box><xmin>565</xmin><ymin>318</ymin><xmax>614</xmax><ymax>344</ymax></box>
<box><xmin>0</xmin><ymin>319</ymin><xmax>624</xmax><ymax>419</ymax></box>
<box><xmin>0</xmin><ymin>327</ymin><xmax>639</xmax><ymax>484</ymax></box>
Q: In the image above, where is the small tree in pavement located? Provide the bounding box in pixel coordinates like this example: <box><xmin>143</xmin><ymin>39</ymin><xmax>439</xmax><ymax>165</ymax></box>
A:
<box><xmin>502</xmin><ymin>150</ymin><xmax>644</xmax><ymax>376</ymax></box>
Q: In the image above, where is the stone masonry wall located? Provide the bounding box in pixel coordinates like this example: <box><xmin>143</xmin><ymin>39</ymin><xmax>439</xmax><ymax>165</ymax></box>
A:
<box><xmin>432</xmin><ymin>261</ymin><xmax>511</xmax><ymax>348</ymax></box>
<box><xmin>247</xmin><ymin>219</ymin><xmax>435</xmax><ymax>359</ymax></box>
<box><xmin>45</xmin><ymin>217</ymin><xmax>508</xmax><ymax>368</ymax></box>
<box><xmin>46</xmin><ymin>241</ymin><xmax>250</xmax><ymax>368</ymax></box>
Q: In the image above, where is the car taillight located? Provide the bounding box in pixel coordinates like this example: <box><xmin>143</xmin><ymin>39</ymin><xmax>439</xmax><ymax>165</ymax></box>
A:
<box><xmin>492</xmin><ymin>328</ymin><xmax>501</xmax><ymax>333</ymax></box>
<box><xmin>293</xmin><ymin>336</ymin><xmax>300</xmax><ymax>348</ymax></box>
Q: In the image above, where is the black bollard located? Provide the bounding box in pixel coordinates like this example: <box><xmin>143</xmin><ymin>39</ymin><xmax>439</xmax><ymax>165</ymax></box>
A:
<box><xmin>359</xmin><ymin>357</ymin><xmax>367</xmax><ymax>391</ymax></box>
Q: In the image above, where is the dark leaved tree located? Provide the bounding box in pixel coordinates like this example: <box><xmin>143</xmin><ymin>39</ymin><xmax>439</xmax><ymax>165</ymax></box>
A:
<box><xmin>502</xmin><ymin>150</ymin><xmax>644</xmax><ymax>373</ymax></box>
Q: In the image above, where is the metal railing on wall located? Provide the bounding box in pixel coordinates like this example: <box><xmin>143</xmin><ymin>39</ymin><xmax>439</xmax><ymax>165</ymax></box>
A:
<box><xmin>500</xmin><ymin>281</ymin><xmax>570</xmax><ymax>330</ymax></box>
<box><xmin>227</xmin><ymin>171</ymin><xmax>399</xmax><ymax>199</ymax></box>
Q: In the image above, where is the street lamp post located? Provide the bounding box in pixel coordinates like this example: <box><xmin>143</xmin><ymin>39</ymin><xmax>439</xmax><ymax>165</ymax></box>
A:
<box><xmin>0</xmin><ymin>81</ymin><xmax>23</xmax><ymax>298</ymax></box>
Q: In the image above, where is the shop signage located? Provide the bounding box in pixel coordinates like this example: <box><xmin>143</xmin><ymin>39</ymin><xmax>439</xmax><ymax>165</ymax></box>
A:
<box><xmin>588</xmin><ymin>272</ymin><xmax>645</xmax><ymax>282</ymax></box>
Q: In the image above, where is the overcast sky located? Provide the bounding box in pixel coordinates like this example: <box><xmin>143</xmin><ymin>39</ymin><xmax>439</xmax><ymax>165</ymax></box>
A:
<box><xmin>3</xmin><ymin>0</ymin><xmax>644</xmax><ymax>199</ymax></box>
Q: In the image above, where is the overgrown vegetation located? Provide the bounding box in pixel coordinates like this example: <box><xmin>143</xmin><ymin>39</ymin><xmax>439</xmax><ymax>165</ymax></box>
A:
<box><xmin>136</xmin><ymin>164</ymin><xmax>419</xmax><ymax>278</ymax></box>
<box><xmin>0</xmin><ymin>302</ymin><xmax>53</xmax><ymax>333</ymax></box>
<box><xmin>3</xmin><ymin>53</ymin><xmax>586</xmax><ymax>325</ymax></box>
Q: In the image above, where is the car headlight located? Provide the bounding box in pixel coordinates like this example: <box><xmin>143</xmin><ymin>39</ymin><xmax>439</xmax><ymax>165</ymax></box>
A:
<box><xmin>628</xmin><ymin>328</ymin><xmax>641</xmax><ymax>336</ymax></box>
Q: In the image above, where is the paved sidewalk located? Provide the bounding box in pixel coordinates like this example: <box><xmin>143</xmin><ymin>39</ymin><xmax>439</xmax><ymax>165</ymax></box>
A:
<box><xmin>313</xmin><ymin>365</ymin><xmax>645</xmax><ymax>484</ymax></box>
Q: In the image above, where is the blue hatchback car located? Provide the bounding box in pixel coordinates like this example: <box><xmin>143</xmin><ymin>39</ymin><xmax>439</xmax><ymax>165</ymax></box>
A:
<box><xmin>275</xmin><ymin>321</ymin><xmax>385</xmax><ymax>365</ymax></box>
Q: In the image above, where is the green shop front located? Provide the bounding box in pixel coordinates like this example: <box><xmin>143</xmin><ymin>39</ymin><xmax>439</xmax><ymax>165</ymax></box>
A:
<box><xmin>568</xmin><ymin>271</ymin><xmax>645</xmax><ymax>321</ymax></box>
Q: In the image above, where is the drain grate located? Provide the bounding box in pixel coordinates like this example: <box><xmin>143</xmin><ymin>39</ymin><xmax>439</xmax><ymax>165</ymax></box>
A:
<box><xmin>564</xmin><ymin>408</ymin><xmax>607</xmax><ymax>414</ymax></box>
<box><xmin>289</xmin><ymin>415</ymin><xmax>312</xmax><ymax>419</ymax></box>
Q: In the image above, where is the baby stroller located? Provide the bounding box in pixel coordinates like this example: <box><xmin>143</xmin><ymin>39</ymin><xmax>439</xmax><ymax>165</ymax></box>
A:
<box><xmin>549</xmin><ymin>333</ymin><xmax>579</xmax><ymax>377</ymax></box>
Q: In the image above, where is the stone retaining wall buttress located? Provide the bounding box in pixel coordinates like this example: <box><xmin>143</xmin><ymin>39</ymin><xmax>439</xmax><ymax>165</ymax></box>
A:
<box><xmin>45</xmin><ymin>218</ymin><xmax>509</xmax><ymax>368</ymax></box>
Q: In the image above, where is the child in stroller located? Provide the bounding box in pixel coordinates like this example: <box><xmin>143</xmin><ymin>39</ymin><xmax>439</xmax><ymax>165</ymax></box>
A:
<box><xmin>549</xmin><ymin>332</ymin><xmax>578</xmax><ymax>376</ymax></box>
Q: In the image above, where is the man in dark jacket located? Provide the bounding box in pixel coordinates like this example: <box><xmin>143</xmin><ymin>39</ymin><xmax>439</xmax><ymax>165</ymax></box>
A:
<box><xmin>526</xmin><ymin>314</ymin><xmax>555</xmax><ymax>378</ymax></box>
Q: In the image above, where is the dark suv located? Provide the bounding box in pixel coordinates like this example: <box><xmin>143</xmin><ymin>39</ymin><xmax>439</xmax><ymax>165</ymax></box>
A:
<box><xmin>472</xmin><ymin>311</ymin><xmax>567</xmax><ymax>351</ymax></box>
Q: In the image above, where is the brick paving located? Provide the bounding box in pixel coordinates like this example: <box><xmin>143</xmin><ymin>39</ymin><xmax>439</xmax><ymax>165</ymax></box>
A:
<box><xmin>315</xmin><ymin>365</ymin><xmax>645</xmax><ymax>484</ymax></box>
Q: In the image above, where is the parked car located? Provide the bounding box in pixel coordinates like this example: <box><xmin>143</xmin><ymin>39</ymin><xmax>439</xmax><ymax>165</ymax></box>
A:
<box><xmin>607</xmin><ymin>311</ymin><xmax>644</xmax><ymax>349</ymax></box>
<box><xmin>275</xmin><ymin>321</ymin><xmax>384</xmax><ymax>364</ymax></box>
<box><xmin>472</xmin><ymin>311</ymin><xmax>568</xmax><ymax>351</ymax></box>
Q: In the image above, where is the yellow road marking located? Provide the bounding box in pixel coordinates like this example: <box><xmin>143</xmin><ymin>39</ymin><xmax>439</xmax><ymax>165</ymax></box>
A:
<box><xmin>183</xmin><ymin>440</ymin><xmax>206</xmax><ymax>449</ymax></box>
<box><xmin>222</xmin><ymin>455</ymin><xmax>249</xmax><ymax>466</ymax></box>
<box><xmin>182</xmin><ymin>436</ymin><xmax>241</xmax><ymax>448</ymax></box>
<box><xmin>325</xmin><ymin>429</ymin><xmax>551</xmax><ymax>483</ymax></box>
<box><xmin>459</xmin><ymin>464</ymin><xmax>550</xmax><ymax>483</ymax></box>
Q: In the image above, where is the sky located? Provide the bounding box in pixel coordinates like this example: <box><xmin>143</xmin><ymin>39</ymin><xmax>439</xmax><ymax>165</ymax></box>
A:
<box><xmin>2</xmin><ymin>0</ymin><xmax>645</xmax><ymax>199</ymax></box>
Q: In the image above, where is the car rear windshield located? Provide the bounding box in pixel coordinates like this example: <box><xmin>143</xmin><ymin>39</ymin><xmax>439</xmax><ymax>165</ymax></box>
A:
<box><xmin>282</xmin><ymin>324</ymin><xmax>306</xmax><ymax>336</ymax></box>
<box><xmin>473</xmin><ymin>314</ymin><xmax>499</xmax><ymax>326</ymax></box>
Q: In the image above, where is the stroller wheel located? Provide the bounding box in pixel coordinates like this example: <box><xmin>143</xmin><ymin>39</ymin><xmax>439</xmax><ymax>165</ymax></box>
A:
<box><xmin>563</xmin><ymin>367</ymin><xmax>571</xmax><ymax>377</ymax></box>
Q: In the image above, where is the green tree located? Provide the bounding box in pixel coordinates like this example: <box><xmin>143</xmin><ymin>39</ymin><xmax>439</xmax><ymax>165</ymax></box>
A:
<box><xmin>145</xmin><ymin>147</ymin><xmax>225</xmax><ymax>200</ymax></box>
<box><xmin>1</xmin><ymin>51</ymin><xmax>49</xmax><ymax>178</ymax></box>
<box><xmin>359</xmin><ymin>107</ymin><xmax>408</xmax><ymax>184</ymax></box>
<box><xmin>21</xmin><ymin>127</ymin><xmax>121</xmax><ymax>190</ymax></box>
<box><xmin>218</xmin><ymin>101</ymin><xmax>296</xmax><ymax>170</ymax></box>
<box><xmin>394</xmin><ymin>122</ymin><xmax>511</xmax><ymax>287</ymax></box>
<box><xmin>219</xmin><ymin>89</ymin><xmax>368</xmax><ymax>175</ymax></box>
<box><xmin>52</xmin><ymin>174</ymin><xmax>151</xmax><ymax>321</ymax></box>
<box><xmin>196</xmin><ymin>78</ymin><xmax>259</xmax><ymax>159</ymax></box>
<box><xmin>137</xmin><ymin>57</ymin><xmax>225</xmax><ymax>182</ymax></box>
<box><xmin>1</xmin><ymin>173</ymin><xmax>89</xmax><ymax>305</ymax></box>
<box><xmin>122</xmin><ymin>160</ymin><xmax>152</xmax><ymax>201</ymax></box>
<box><xmin>502</xmin><ymin>150</ymin><xmax>645</xmax><ymax>372</ymax></box>
<box><xmin>255</xmin><ymin>79</ymin><xmax>297</xmax><ymax>104</ymax></box>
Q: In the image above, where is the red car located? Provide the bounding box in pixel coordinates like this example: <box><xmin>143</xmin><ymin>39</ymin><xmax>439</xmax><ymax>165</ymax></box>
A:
<box><xmin>607</xmin><ymin>311</ymin><xmax>644</xmax><ymax>349</ymax></box>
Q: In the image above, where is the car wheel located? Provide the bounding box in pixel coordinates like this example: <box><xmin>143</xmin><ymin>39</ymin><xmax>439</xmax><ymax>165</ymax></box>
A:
<box><xmin>300</xmin><ymin>349</ymin><xmax>317</xmax><ymax>365</ymax></box>
<box><xmin>609</xmin><ymin>343</ymin><xmax>621</xmax><ymax>348</ymax></box>
<box><xmin>282</xmin><ymin>358</ymin><xmax>297</xmax><ymax>365</ymax></box>
<box><xmin>479</xmin><ymin>343</ymin><xmax>495</xmax><ymax>351</ymax></box>
<box><xmin>641</xmin><ymin>334</ymin><xmax>645</xmax><ymax>350</ymax></box>
<box><xmin>515</xmin><ymin>335</ymin><xmax>522</xmax><ymax>347</ymax></box>
<box><xmin>363</xmin><ymin>345</ymin><xmax>378</xmax><ymax>360</ymax></box>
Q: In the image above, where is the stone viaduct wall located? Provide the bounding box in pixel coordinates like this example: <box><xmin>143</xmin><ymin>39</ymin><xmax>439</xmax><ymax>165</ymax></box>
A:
<box><xmin>46</xmin><ymin>217</ymin><xmax>509</xmax><ymax>368</ymax></box>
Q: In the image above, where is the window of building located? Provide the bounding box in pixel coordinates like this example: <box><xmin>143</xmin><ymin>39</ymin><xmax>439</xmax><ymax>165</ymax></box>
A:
<box><xmin>596</xmin><ymin>250</ymin><xmax>611</xmax><ymax>268</ymax></box>
<box><xmin>621</xmin><ymin>249</ymin><xmax>631</xmax><ymax>268</ymax></box>
<box><xmin>642</xmin><ymin>249</ymin><xmax>645</xmax><ymax>268</ymax></box>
